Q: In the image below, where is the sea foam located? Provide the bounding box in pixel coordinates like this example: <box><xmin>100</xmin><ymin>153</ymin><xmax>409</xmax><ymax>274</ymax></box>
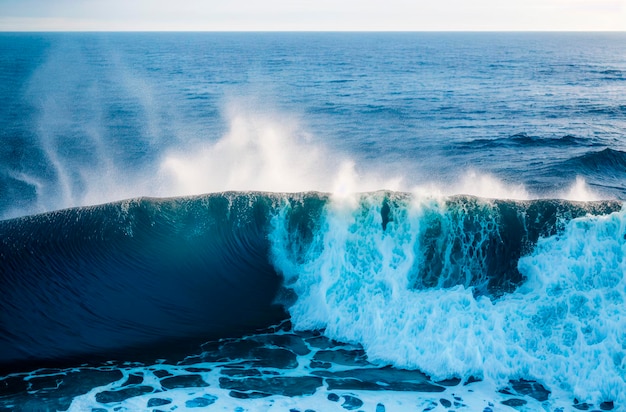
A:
<box><xmin>270</xmin><ymin>193</ymin><xmax>626</xmax><ymax>404</ymax></box>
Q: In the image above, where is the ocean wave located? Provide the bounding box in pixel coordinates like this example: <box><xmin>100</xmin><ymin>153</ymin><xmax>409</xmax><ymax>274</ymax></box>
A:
<box><xmin>0</xmin><ymin>193</ymin><xmax>291</xmax><ymax>372</ymax></box>
<box><xmin>2</xmin><ymin>191</ymin><xmax>624</xmax><ymax>404</ymax></box>
<box><xmin>271</xmin><ymin>192</ymin><xmax>626</xmax><ymax>403</ymax></box>
<box><xmin>562</xmin><ymin>148</ymin><xmax>626</xmax><ymax>175</ymax></box>
<box><xmin>596</xmin><ymin>69</ymin><xmax>625</xmax><ymax>81</ymax></box>
<box><xmin>456</xmin><ymin>133</ymin><xmax>597</xmax><ymax>150</ymax></box>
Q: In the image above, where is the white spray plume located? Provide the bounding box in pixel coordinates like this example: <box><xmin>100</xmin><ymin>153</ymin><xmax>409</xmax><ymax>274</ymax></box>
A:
<box><xmin>559</xmin><ymin>176</ymin><xmax>601</xmax><ymax>202</ymax></box>
<box><xmin>159</xmin><ymin>102</ymin><xmax>402</xmax><ymax>197</ymax></box>
<box><xmin>411</xmin><ymin>171</ymin><xmax>530</xmax><ymax>201</ymax></box>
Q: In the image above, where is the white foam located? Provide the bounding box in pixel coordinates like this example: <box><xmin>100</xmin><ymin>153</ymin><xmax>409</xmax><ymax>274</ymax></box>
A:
<box><xmin>63</xmin><ymin>328</ymin><xmax>570</xmax><ymax>412</ymax></box>
<box><xmin>270</xmin><ymin>194</ymin><xmax>626</xmax><ymax>404</ymax></box>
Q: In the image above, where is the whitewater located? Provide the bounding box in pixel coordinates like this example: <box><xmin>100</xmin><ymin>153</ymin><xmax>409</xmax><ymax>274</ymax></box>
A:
<box><xmin>1</xmin><ymin>32</ymin><xmax>626</xmax><ymax>411</ymax></box>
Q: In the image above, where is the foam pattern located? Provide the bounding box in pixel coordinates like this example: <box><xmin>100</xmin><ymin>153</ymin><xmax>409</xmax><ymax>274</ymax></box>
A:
<box><xmin>270</xmin><ymin>194</ymin><xmax>626</xmax><ymax>404</ymax></box>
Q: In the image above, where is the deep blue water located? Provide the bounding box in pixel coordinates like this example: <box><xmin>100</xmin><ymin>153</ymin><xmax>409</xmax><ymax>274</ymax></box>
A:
<box><xmin>1</xmin><ymin>32</ymin><xmax>626</xmax><ymax>219</ymax></box>
<box><xmin>1</xmin><ymin>33</ymin><xmax>626</xmax><ymax>410</ymax></box>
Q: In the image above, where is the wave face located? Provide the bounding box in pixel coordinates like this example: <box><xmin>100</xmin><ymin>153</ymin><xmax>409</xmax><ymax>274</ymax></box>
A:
<box><xmin>270</xmin><ymin>193</ymin><xmax>625</xmax><ymax>403</ymax></box>
<box><xmin>0</xmin><ymin>193</ymin><xmax>293</xmax><ymax>371</ymax></box>
<box><xmin>1</xmin><ymin>191</ymin><xmax>624</xmax><ymax>404</ymax></box>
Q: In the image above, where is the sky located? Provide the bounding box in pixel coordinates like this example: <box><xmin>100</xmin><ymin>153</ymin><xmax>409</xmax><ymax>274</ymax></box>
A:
<box><xmin>0</xmin><ymin>0</ymin><xmax>624</xmax><ymax>31</ymax></box>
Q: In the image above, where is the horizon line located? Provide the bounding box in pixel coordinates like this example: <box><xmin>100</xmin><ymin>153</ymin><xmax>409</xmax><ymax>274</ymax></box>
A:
<box><xmin>1</xmin><ymin>29</ymin><xmax>625</xmax><ymax>33</ymax></box>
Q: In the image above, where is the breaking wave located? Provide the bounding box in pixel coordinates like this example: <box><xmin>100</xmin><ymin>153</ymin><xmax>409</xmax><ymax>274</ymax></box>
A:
<box><xmin>2</xmin><ymin>190</ymin><xmax>625</xmax><ymax>405</ymax></box>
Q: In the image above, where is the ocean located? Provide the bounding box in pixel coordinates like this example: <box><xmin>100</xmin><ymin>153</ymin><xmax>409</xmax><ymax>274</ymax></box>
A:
<box><xmin>1</xmin><ymin>32</ymin><xmax>625</xmax><ymax>411</ymax></box>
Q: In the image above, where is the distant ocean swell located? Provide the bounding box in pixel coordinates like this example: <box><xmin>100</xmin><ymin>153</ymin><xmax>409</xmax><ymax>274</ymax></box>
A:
<box><xmin>1</xmin><ymin>191</ymin><xmax>624</xmax><ymax>403</ymax></box>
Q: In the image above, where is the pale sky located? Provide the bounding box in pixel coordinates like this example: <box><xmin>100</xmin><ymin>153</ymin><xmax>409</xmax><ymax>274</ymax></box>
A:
<box><xmin>0</xmin><ymin>0</ymin><xmax>624</xmax><ymax>31</ymax></box>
